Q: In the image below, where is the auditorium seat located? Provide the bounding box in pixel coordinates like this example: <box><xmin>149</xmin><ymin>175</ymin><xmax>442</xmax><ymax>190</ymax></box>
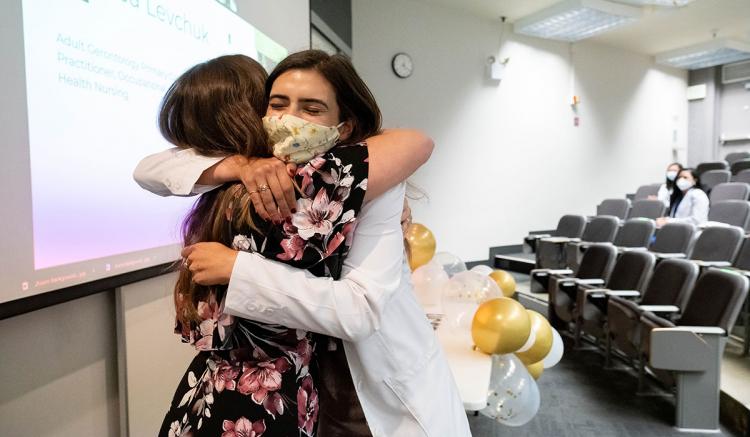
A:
<box><xmin>546</xmin><ymin>243</ymin><xmax>617</xmax><ymax>330</ymax></box>
<box><xmin>633</xmin><ymin>183</ymin><xmax>662</xmax><ymax>201</ymax></box>
<box><xmin>688</xmin><ymin>225</ymin><xmax>744</xmax><ymax>269</ymax></box>
<box><xmin>564</xmin><ymin>216</ymin><xmax>621</xmax><ymax>271</ymax></box>
<box><xmin>627</xmin><ymin>200</ymin><xmax>666</xmax><ymax>220</ymax></box>
<box><xmin>730</xmin><ymin>158</ymin><xmax>750</xmax><ymax>175</ymax></box>
<box><xmin>731</xmin><ymin>168</ymin><xmax>750</xmax><ymax>184</ymax></box>
<box><xmin>699</xmin><ymin>169</ymin><xmax>731</xmax><ymax>193</ymax></box>
<box><xmin>605</xmin><ymin>259</ymin><xmax>698</xmax><ymax>365</ymax></box>
<box><xmin>573</xmin><ymin>250</ymin><xmax>655</xmax><ymax>346</ymax></box>
<box><xmin>524</xmin><ymin>214</ymin><xmax>586</xmax><ymax>253</ymax></box>
<box><xmin>596</xmin><ymin>198</ymin><xmax>630</xmax><ymax>220</ymax></box>
<box><xmin>639</xmin><ymin>269</ymin><xmax>748</xmax><ymax>431</ymax></box>
<box><xmin>706</xmin><ymin>200</ymin><xmax>750</xmax><ymax>231</ymax></box>
<box><xmin>649</xmin><ymin>222</ymin><xmax>696</xmax><ymax>258</ymax></box>
<box><xmin>709</xmin><ymin>182</ymin><xmax>750</xmax><ymax>204</ymax></box>
<box><xmin>613</xmin><ymin>218</ymin><xmax>656</xmax><ymax>251</ymax></box>
<box><xmin>725</xmin><ymin>152</ymin><xmax>750</xmax><ymax>166</ymax></box>
<box><xmin>695</xmin><ymin>161</ymin><xmax>729</xmax><ymax>176</ymax></box>
<box><xmin>725</xmin><ymin>237</ymin><xmax>750</xmax><ymax>356</ymax></box>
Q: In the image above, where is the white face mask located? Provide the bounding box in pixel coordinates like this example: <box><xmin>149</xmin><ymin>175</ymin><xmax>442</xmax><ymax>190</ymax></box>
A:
<box><xmin>676</xmin><ymin>177</ymin><xmax>694</xmax><ymax>191</ymax></box>
<box><xmin>666</xmin><ymin>170</ymin><xmax>678</xmax><ymax>181</ymax></box>
<box><xmin>263</xmin><ymin>114</ymin><xmax>345</xmax><ymax>164</ymax></box>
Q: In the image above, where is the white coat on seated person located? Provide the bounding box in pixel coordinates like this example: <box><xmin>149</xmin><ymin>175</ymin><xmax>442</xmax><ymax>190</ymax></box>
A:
<box><xmin>133</xmin><ymin>149</ymin><xmax>472</xmax><ymax>437</ymax></box>
<box><xmin>665</xmin><ymin>178</ymin><xmax>709</xmax><ymax>227</ymax></box>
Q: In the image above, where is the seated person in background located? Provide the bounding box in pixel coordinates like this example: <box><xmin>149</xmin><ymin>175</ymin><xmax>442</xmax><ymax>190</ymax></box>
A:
<box><xmin>655</xmin><ymin>168</ymin><xmax>708</xmax><ymax>227</ymax></box>
<box><xmin>649</xmin><ymin>162</ymin><xmax>683</xmax><ymax>207</ymax></box>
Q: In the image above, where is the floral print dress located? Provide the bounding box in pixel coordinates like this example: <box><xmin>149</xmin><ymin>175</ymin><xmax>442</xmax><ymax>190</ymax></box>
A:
<box><xmin>159</xmin><ymin>143</ymin><xmax>369</xmax><ymax>437</ymax></box>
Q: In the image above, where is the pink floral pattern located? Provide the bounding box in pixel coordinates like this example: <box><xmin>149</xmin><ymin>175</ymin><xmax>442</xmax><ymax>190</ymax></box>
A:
<box><xmin>221</xmin><ymin>417</ymin><xmax>266</xmax><ymax>437</ymax></box>
<box><xmin>297</xmin><ymin>375</ymin><xmax>320</xmax><ymax>436</ymax></box>
<box><xmin>163</xmin><ymin>143</ymin><xmax>369</xmax><ymax>437</ymax></box>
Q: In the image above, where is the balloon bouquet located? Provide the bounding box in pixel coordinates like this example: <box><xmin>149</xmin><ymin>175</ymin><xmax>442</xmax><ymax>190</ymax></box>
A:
<box><xmin>405</xmin><ymin>222</ymin><xmax>565</xmax><ymax>427</ymax></box>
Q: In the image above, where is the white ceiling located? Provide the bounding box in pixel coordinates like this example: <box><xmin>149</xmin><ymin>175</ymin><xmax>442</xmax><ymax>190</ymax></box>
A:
<box><xmin>417</xmin><ymin>0</ymin><xmax>750</xmax><ymax>55</ymax></box>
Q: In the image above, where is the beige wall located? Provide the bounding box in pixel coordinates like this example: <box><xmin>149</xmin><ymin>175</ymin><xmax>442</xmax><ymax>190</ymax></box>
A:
<box><xmin>0</xmin><ymin>291</ymin><xmax>120</xmax><ymax>436</ymax></box>
<box><xmin>353</xmin><ymin>0</ymin><xmax>688</xmax><ymax>260</ymax></box>
<box><xmin>118</xmin><ymin>273</ymin><xmax>197</xmax><ymax>436</ymax></box>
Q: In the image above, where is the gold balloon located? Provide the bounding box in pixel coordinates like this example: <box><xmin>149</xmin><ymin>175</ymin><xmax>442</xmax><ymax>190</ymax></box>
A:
<box><xmin>489</xmin><ymin>270</ymin><xmax>517</xmax><ymax>297</ymax></box>
<box><xmin>404</xmin><ymin>223</ymin><xmax>436</xmax><ymax>271</ymax></box>
<box><xmin>471</xmin><ymin>298</ymin><xmax>531</xmax><ymax>354</ymax></box>
<box><xmin>516</xmin><ymin>310</ymin><xmax>554</xmax><ymax>365</ymax></box>
<box><xmin>525</xmin><ymin>360</ymin><xmax>544</xmax><ymax>380</ymax></box>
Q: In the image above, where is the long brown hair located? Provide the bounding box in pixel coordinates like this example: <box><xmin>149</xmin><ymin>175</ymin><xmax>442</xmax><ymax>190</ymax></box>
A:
<box><xmin>160</xmin><ymin>55</ymin><xmax>270</xmax><ymax>325</ymax></box>
<box><xmin>159</xmin><ymin>54</ymin><xmax>270</xmax><ymax>157</ymax></box>
<box><xmin>266</xmin><ymin>50</ymin><xmax>382</xmax><ymax>144</ymax></box>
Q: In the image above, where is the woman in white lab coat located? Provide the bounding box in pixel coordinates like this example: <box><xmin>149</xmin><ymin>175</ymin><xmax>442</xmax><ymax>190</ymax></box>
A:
<box><xmin>656</xmin><ymin>168</ymin><xmax>709</xmax><ymax>227</ymax></box>
<box><xmin>139</xmin><ymin>50</ymin><xmax>470</xmax><ymax>437</ymax></box>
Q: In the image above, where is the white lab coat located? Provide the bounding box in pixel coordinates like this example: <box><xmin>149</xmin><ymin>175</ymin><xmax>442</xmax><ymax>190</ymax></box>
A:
<box><xmin>667</xmin><ymin>188</ymin><xmax>709</xmax><ymax>227</ymax></box>
<box><xmin>132</xmin><ymin>148</ymin><xmax>471</xmax><ymax>437</ymax></box>
<box><xmin>656</xmin><ymin>183</ymin><xmax>671</xmax><ymax>207</ymax></box>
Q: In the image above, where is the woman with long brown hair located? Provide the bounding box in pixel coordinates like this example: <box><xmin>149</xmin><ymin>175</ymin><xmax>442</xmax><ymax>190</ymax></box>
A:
<box><xmin>140</xmin><ymin>50</ymin><xmax>469</xmax><ymax>437</ymax></box>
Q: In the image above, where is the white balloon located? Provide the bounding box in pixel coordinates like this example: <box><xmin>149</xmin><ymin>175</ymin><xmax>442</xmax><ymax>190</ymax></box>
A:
<box><xmin>411</xmin><ymin>260</ymin><xmax>449</xmax><ymax>311</ymax></box>
<box><xmin>442</xmin><ymin>271</ymin><xmax>502</xmax><ymax>306</ymax></box>
<box><xmin>470</xmin><ymin>264</ymin><xmax>494</xmax><ymax>276</ymax></box>
<box><xmin>516</xmin><ymin>327</ymin><xmax>537</xmax><ymax>353</ymax></box>
<box><xmin>481</xmin><ymin>355</ymin><xmax>541</xmax><ymax>427</ymax></box>
<box><xmin>441</xmin><ymin>271</ymin><xmax>502</xmax><ymax>343</ymax></box>
<box><xmin>433</xmin><ymin>252</ymin><xmax>467</xmax><ymax>277</ymax></box>
<box><xmin>542</xmin><ymin>328</ymin><xmax>564</xmax><ymax>369</ymax></box>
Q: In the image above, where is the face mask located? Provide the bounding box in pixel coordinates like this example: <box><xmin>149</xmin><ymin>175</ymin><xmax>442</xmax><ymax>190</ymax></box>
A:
<box><xmin>666</xmin><ymin>171</ymin><xmax>678</xmax><ymax>181</ymax></box>
<box><xmin>676</xmin><ymin>177</ymin><xmax>694</xmax><ymax>191</ymax></box>
<box><xmin>263</xmin><ymin>114</ymin><xmax>345</xmax><ymax>164</ymax></box>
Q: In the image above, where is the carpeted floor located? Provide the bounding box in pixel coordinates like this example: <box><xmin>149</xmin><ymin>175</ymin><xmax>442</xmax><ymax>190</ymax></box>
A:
<box><xmin>467</xmin><ymin>336</ymin><xmax>738</xmax><ymax>437</ymax></box>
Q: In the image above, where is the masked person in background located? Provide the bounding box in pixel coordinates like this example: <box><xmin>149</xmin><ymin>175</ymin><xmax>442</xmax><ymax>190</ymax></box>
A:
<box><xmin>655</xmin><ymin>168</ymin><xmax>708</xmax><ymax>228</ymax></box>
<box><xmin>650</xmin><ymin>162</ymin><xmax>683</xmax><ymax>208</ymax></box>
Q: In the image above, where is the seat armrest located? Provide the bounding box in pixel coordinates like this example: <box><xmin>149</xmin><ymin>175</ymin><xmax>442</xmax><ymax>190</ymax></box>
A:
<box><xmin>618</xmin><ymin>246</ymin><xmax>647</xmax><ymax>253</ymax></box>
<box><xmin>532</xmin><ymin>268</ymin><xmax>573</xmax><ymax>277</ymax></box>
<box><xmin>654</xmin><ymin>253</ymin><xmax>686</xmax><ymax>259</ymax></box>
<box><xmin>664</xmin><ymin>326</ymin><xmax>726</xmax><ymax>335</ymax></box>
<box><xmin>650</xmin><ymin>327</ymin><xmax>724</xmax><ymax>371</ymax></box>
<box><xmin>576</xmin><ymin>278</ymin><xmax>605</xmax><ymax>285</ymax></box>
<box><xmin>605</xmin><ymin>290</ymin><xmax>640</xmax><ymax>298</ymax></box>
<box><xmin>526</xmin><ymin>234</ymin><xmax>551</xmax><ymax>240</ymax></box>
<box><xmin>639</xmin><ymin>304</ymin><xmax>679</xmax><ymax>313</ymax></box>
<box><xmin>541</xmin><ymin>237</ymin><xmax>579</xmax><ymax>243</ymax></box>
<box><xmin>582</xmin><ymin>288</ymin><xmax>609</xmax><ymax>299</ymax></box>
<box><xmin>691</xmin><ymin>260</ymin><xmax>732</xmax><ymax>268</ymax></box>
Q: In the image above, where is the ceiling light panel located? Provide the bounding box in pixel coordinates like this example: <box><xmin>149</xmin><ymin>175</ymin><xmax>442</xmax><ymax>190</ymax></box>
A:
<box><xmin>514</xmin><ymin>0</ymin><xmax>642</xmax><ymax>42</ymax></box>
<box><xmin>613</xmin><ymin>0</ymin><xmax>695</xmax><ymax>6</ymax></box>
<box><xmin>656</xmin><ymin>39</ymin><xmax>750</xmax><ymax>70</ymax></box>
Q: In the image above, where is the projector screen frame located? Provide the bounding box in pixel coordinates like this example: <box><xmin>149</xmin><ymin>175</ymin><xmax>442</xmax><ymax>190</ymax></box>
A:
<box><xmin>0</xmin><ymin>0</ymin><xmax>311</xmax><ymax>313</ymax></box>
<box><xmin>0</xmin><ymin>262</ymin><xmax>175</xmax><ymax>320</ymax></box>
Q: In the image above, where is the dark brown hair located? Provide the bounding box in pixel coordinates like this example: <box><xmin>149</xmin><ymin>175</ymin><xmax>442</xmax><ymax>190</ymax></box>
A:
<box><xmin>266</xmin><ymin>50</ymin><xmax>382</xmax><ymax>144</ymax></box>
<box><xmin>159</xmin><ymin>55</ymin><xmax>270</xmax><ymax>326</ymax></box>
<box><xmin>159</xmin><ymin>54</ymin><xmax>271</xmax><ymax>158</ymax></box>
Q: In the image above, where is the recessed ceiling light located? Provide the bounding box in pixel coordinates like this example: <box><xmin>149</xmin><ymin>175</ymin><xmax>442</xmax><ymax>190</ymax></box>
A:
<box><xmin>612</xmin><ymin>0</ymin><xmax>695</xmax><ymax>6</ymax></box>
<box><xmin>655</xmin><ymin>39</ymin><xmax>750</xmax><ymax>70</ymax></box>
<box><xmin>514</xmin><ymin>0</ymin><xmax>642</xmax><ymax>42</ymax></box>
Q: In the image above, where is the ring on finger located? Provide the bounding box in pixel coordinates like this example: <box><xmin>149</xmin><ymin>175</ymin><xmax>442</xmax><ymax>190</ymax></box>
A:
<box><xmin>258</xmin><ymin>184</ymin><xmax>270</xmax><ymax>192</ymax></box>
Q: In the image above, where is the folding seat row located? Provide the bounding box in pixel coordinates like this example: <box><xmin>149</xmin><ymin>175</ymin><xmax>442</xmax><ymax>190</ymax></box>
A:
<box><xmin>543</xmin><ymin>234</ymin><xmax>749</xmax><ymax>431</ymax></box>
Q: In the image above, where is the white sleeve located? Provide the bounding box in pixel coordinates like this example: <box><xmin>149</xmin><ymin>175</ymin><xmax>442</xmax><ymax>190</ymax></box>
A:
<box><xmin>223</xmin><ymin>184</ymin><xmax>407</xmax><ymax>342</ymax></box>
<box><xmin>132</xmin><ymin>147</ymin><xmax>224</xmax><ymax>196</ymax></box>
<box><xmin>657</xmin><ymin>184</ymin><xmax>670</xmax><ymax>207</ymax></box>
